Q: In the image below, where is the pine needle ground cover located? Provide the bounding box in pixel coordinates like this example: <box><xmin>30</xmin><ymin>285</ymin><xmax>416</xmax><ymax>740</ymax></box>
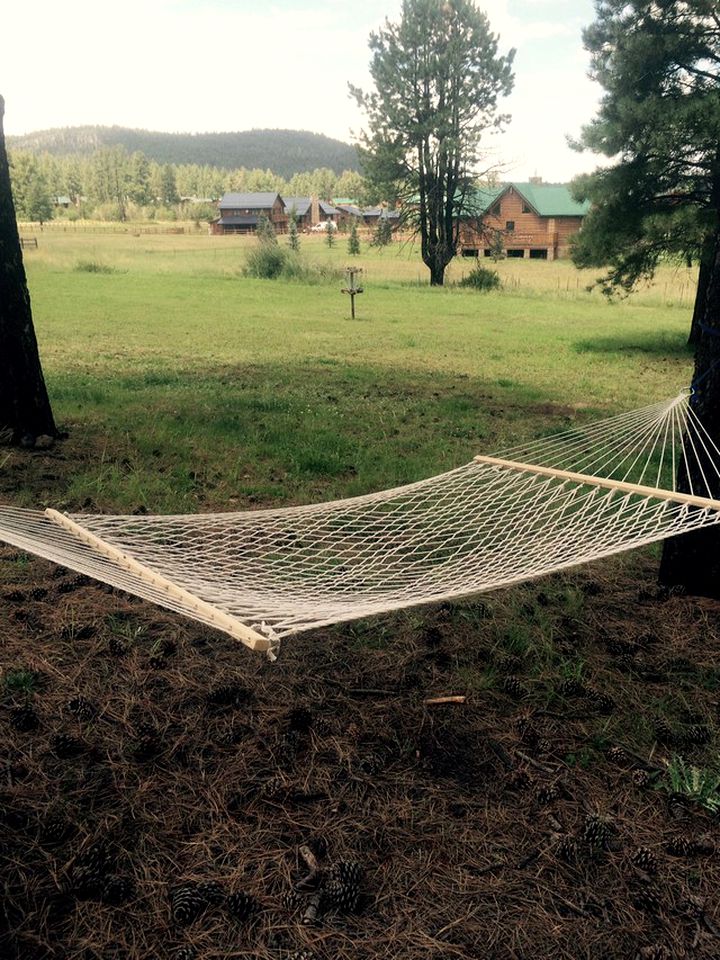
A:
<box><xmin>2</xmin><ymin>228</ymin><xmax>720</xmax><ymax>959</ymax></box>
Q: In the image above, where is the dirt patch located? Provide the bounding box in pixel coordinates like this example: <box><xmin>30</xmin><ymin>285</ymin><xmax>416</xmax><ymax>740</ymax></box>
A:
<box><xmin>2</xmin><ymin>550</ymin><xmax>720</xmax><ymax>959</ymax></box>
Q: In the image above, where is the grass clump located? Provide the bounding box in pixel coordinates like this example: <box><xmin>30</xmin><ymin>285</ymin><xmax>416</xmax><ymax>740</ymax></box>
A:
<box><xmin>663</xmin><ymin>756</ymin><xmax>720</xmax><ymax>813</ymax></box>
<box><xmin>74</xmin><ymin>259</ymin><xmax>120</xmax><ymax>274</ymax></box>
<box><xmin>243</xmin><ymin>245</ymin><xmax>341</xmax><ymax>283</ymax></box>
<box><xmin>458</xmin><ymin>263</ymin><xmax>502</xmax><ymax>291</ymax></box>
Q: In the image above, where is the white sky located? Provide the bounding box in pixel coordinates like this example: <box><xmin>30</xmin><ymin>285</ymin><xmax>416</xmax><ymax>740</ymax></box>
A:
<box><xmin>1</xmin><ymin>0</ymin><xmax>603</xmax><ymax>182</ymax></box>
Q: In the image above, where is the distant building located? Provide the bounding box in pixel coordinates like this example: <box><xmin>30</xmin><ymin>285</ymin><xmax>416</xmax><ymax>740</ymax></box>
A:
<box><xmin>211</xmin><ymin>192</ymin><xmax>287</xmax><ymax>235</ymax></box>
<box><xmin>459</xmin><ymin>181</ymin><xmax>589</xmax><ymax>260</ymax></box>
<box><xmin>283</xmin><ymin>197</ymin><xmax>340</xmax><ymax>231</ymax></box>
<box><xmin>54</xmin><ymin>195</ymin><xmax>72</xmax><ymax>208</ymax></box>
<box><xmin>361</xmin><ymin>207</ymin><xmax>401</xmax><ymax>228</ymax></box>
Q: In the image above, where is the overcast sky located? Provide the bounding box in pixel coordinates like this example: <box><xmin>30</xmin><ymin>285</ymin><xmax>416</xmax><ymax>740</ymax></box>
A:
<box><xmin>2</xmin><ymin>0</ymin><xmax>603</xmax><ymax>182</ymax></box>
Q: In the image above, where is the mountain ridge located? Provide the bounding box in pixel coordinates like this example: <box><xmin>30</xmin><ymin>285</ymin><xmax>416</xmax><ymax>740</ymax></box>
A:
<box><xmin>7</xmin><ymin>125</ymin><xmax>360</xmax><ymax>178</ymax></box>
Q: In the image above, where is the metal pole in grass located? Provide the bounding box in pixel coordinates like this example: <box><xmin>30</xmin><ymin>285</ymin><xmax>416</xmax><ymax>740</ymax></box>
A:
<box><xmin>341</xmin><ymin>266</ymin><xmax>364</xmax><ymax>319</ymax></box>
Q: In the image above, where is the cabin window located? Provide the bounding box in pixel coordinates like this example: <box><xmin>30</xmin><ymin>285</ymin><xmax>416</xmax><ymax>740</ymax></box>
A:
<box><xmin>505</xmin><ymin>220</ymin><xmax>515</xmax><ymax>232</ymax></box>
<box><xmin>461</xmin><ymin>248</ymin><xmax>479</xmax><ymax>258</ymax></box>
<box><xmin>522</xmin><ymin>203</ymin><xmax>531</xmax><ymax>214</ymax></box>
<box><xmin>491</xmin><ymin>203</ymin><xmax>501</xmax><ymax>216</ymax></box>
<box><xmin>506</xmin><ymin>249</ymin><xmax>524</xmax><ymax>258</ymax></box>
<box><xmin>529</xmin><ymin>248</ymin><xmax>548</xmax><ymax>260</ymax></box>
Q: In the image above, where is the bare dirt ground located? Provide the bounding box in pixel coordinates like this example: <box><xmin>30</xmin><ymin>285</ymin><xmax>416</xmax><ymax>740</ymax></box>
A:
<box><xmin>2</xmin><ymin>542</ymin><xmax>720</xmax><ymax>960</ymax></box>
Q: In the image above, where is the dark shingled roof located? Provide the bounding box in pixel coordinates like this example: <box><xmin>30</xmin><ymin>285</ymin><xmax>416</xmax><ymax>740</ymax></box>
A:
<box><xmin>218</xmin><ymin>192</ymin><xmax>282</xmax><ymax>210</ymax></box>
<box><xmin>217</xmin><ymin>215</ymin><xmax>259</xmax><ymax>226</ymax></box>
<box><xmin>283</xmin><ymin>197</ymin><xmax>341</xmax><ymax>216</ymax></box>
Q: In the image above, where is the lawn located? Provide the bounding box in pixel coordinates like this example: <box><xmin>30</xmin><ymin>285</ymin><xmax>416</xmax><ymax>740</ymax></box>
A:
<box><xmin>3</xmin><ymin>227</ymin><xmax>720</xmax><ymax>960</ymax></box>
<box><xmin>10</xmin><ymin>227</ymin><xmax>696</xmax><ymax>513</ymax></box>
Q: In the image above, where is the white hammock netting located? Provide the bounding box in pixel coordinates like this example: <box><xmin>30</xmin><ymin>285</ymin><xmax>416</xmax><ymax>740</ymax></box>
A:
<box><xmin>1</xmin><ymin>391</ymin><xmax>720</xmax><ymax>657</ymax></box>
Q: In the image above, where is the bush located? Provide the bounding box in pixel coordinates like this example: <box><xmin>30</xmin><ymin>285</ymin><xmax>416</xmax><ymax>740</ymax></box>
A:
<box><xmin>74</xmin><ymin>259</ymin><xmax>119</xmax><ymax>274</ymax></box>
<box><xmin>458</xmin><ymin>263</ymin><xmax>502</xmax><ymax>291</ymax></box>
<box><xmin>243</xmin><ymin>246</ymin><xmax>342</xmax><ymax>283</ymax></box>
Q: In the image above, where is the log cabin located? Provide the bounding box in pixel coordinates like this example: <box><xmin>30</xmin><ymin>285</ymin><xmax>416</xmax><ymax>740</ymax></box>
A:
<box><xmin>459</xmin><ymin>181</ymin><xmax>590</xmax><ymax>260</ymax></box>
<box><xmin>283</xmin><ymin>197</ymin><xmax>341</xmax><ymax>231</ymax></box>
<box><xmin>211</xmin><ymin>192</ymin><xmax>287</xmax><ymax>235</ymax></box>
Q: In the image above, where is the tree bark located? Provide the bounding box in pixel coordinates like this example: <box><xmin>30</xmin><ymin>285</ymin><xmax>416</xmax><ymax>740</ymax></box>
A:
<box><xmin>659</xmin><ymin>226</ymin><xmax>720</xmax><ymax>596</ymax></box>
<box><xmin>687</xmin><ymin>240</ymin><xmax>713</xmax><ymax>347</ymax></box>
<box><xmin>0</xmin><ymin>95</ymin><xmax>56</xmax><ymax>444</ymax></box>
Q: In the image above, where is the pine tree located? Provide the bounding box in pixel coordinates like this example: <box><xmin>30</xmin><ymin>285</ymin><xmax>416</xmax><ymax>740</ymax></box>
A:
<box><xmin>288</xmin><ymin>212</ymin><xmax>300</xmax><ymax>251</ymax></box>
<box><xmin>571</xmin><ymin>1</ymin><xmax>720</xmax><ymax>597</ymax></box>
<box><xmin>348</xmin><ymin>219</ymin><xmax>360</xmax><ymax>255</ymax></box>
<box><xmin>351</xmin><ymin>0</ymin><xmax>514</xmax><ymax>285</ymax></box>
<box><xmin>325</xmin><ymin>219</ymin><xmax>335</xmax><ymax>247</ymax></box>
<box><xmin>255</xmin><ymin>212</ymin><xmax>277</xmax><ymax>245</ymax></box>
<box><xmin>372</xmin><ymin>216</ymin><xmax>393</xmax><ymax>248</ymax></box>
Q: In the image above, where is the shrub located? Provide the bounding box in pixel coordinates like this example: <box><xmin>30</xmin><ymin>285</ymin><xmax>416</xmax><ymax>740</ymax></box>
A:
<box><xmin>243</xmin><ymin>246</ymin><xmax>342</xmax><ymax>283</ymax></box>
<box><xmin>74</xmin><ymin>259</ymin><xmax>119</xmax><ymax>274</ymax></box>
<box><xmin>458</xmin><ymin>263</ymin><xmax>502</xmax><ymax>291</ymax></box>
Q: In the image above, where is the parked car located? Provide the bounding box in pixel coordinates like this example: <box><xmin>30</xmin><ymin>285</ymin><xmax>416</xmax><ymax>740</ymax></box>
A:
<box><xmin>310</xmin><ymin>220</ymin><xmax>337</xmax><ymax>232</ymax></box>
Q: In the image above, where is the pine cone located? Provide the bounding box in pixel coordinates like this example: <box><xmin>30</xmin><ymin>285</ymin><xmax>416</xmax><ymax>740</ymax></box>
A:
<box><xmin>76</xmin><ymin>840</ymin><xmax>114</xmax><ymax>877</ymax></box>
<box><xmin>67</xmin><ymin>696</ymin><xmax>96</xmax><ymax>721</ymax></box>
<box><xmin>636</xmin><ymin>946</ymin><xmax>671</xmax><ymax>960</ymax></box>
<box><xmin>225</xmin><ymin>889</ymin><xmax>257</xmax><ymax>923</ymax></box>
<box><xmin>653</xmin><ymin>718</ymin><xmax>676</xmax><ymax>746</ymax></box>
<box><xmin>10</xmin><ymin>703</ymin><xmax>39</xmax><ymax>732</ymax></box>
<box><xmin>172</xmin><ymin>948</ymin><xmax>198</xmax><ymax>960</ymax></box>
<box><xmin>51</xmin><ymin>732</ymin><xmax>86</xmax><ymax>759</ymax></box>
<box><xmin>329</xmin><ymin>859</ymin><xmax>363</xmax><ymax>887</ymax></box>
<box><xmin>497</xmin><ymin>654</ymin><xmax>522</xmax><ymax>673</ymax></box>
<box><xmin>665</xmin><ymin>836</ymin><xmax>708</xmax><ymax>857</ymax></box>
<box><xmin>583</xmin><ymin>813</ymin><xmax>610</xmax><ymax>849</ymax></box>
<box><xmin>558</xmin><ymin>677</ymin><xmax>585</xmax><ymax>697</ymax></box>
<box><xmin>281</xmin><ymin>889</ymin><xmax>302</xmax><ymax>911</ymax></box>
<box><xmin>683</xmin><ymin>723</ymin><xmax>711</xmax><ymax>746</ymax></box>
<box><xmin>680</xmin><ymin>895</ymin><xmax>705</xmax><ymax>919</ymax></box>
<box><xmin>108</xmin><ymin>636</ymin><xmax>126</xmax><ymax>657</ymax></box>
<box><xmin>71</xmin><ymin>866</ymin><xmax>104</xmax><ymax>900</ymax></box>
<box><xmin>607</xmin><ymin>745</ymin><xmax>627</xmax><ymax>764</ymax></box>
<box><xmin>506</xmin><ymin>769</ymin><xmax>532</xmax><ymax>792</ymax></box>
<box><xmin>205</xmin><ymin>683</ymin><xmax>251</xmax><ymax>710</ymax></box>
<box><xmin>534</xmin><ymin>782</ymin><xmax>560</xmax><ymax>805</ymax></box>
<box><xmin>556</xmin><ymin>835</ymin><xmax>578</xmax><ymax>863</ymax></box>
<box><xmin>287</xmin><ymin>951</ymin><xmax>316</xmax><ymax>960</ymax></box>
<box><xmin>630</xmin><ymin>846</ymin><xmax>658</xmax><ymax>875</ymax></box>
<box><xmin>38</xmin><ymin>815</ymin><xmax>73</xmax><ymax>846</ymax></box>
<box><xmin>586</xmin><ymin>689</ymin><xmax>615</xmax><ymax>714</ymax></box>
<box><xmin>502</xmin><ymin>676</ymin><xmax>528</xmax><ymax>699</ymax></box>
<box><xmin>196</xmin><ymin>879</ymin><xmax>225</xmax><ymax>906</ymax></box>
<box><xmin>102</xmin><ymin>875</ymin><xmax>134</xmax><ymax>905</ymax></box>
<box><xmin>323</xmin><ymin>879</ymin><xmax>360</xmax><ymax>913</ymax></box>
<box><xmin>170</xmin><ymin>883</ymin><xmax>207</xmax><ymax>925</ymax></box>
<box><xmin>633</xmin><ymin>883</ymin><xmax>661</xmax><ymax>913</ymax></box>
<box><xmin>632</xmin><ymin>769</ymin><xmax>651</xmax><ymax>789</ymax></box>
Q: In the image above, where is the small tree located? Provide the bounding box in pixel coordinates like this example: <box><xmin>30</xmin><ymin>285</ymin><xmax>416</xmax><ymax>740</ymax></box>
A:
<box><xmin>489</xmin><ymin>229</ymin><xmax>505</xmax><ymax>262</ymax></box>
<box><xmin>348</xmin><ymin>219</ymin><xmax>360</xmax><ymax>256</ymax></box>
<box><xmin>325</xmin><ymin>220</ymin><xmax>335</xmax><ymax>247</ymax></box>
<box><xmin>256</xmin><ymin>212</ymin><xmax>276</xmax><ymax>245</ymax></box>
<box><xmin>288</xmin><ymin>212</ymin><xmax>300</xmax><ymax>251</ymax></box>
<box><xmin>372</xmin><ymin>216</ymin><xmax>393</xmax><ymax>248</ymax></box>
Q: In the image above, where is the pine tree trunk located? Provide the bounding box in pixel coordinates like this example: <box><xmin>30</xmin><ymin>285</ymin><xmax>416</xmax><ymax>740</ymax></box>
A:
<box><xmin>687</xmin><ymin>242</ymin><xmax>713</xmax><ymax>347</ymax></box>
<box><xmin>659</xmin><ymin>226</ymin><xmax>720</xmax><ymax>596</ymax></box>
<box><xmin>0</xmin><ymin>95</ymin><xmax>57</xmax><ymax>444</ymax></box>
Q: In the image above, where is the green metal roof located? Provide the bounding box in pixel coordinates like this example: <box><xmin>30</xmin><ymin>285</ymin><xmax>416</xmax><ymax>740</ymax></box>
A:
<box><xmin>470</xmin><ymin>182</ymin><xmax>589</xmax><ymax>217</ymax></box>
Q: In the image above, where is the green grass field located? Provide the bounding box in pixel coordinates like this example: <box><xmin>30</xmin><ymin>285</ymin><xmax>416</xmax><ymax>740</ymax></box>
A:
<box><xmin>14</xmin><ymin>226</ymin><xmax>697</xmax><ymax>514</ymax></box>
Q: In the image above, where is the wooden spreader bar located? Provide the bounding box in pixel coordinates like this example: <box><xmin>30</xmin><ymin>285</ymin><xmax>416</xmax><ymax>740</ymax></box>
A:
<box><xmin>44</xmin><ymin>509</ymin><xmax>271</xmax><ymax>653</ymax></box>
<box><xmin>473</xmin><ymin>455</ymin><xmax>720</xmax><ymax>513</ymax></box>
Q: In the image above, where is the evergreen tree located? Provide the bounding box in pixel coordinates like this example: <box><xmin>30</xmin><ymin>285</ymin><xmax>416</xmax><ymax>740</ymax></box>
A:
<box><xmin>348</xmin><ymin>219</ymin><xmax>360</xmax><ymax>255</ymax></box>
<box><xmin>572</xmin><ymin>0</ymin><xmax>720</xmax><ymax>597</ymax></box>
<box><xmin>372</xmin><ymin>216</ymin><xmax>393</xmax><ymax>248</ymax></box>
<box><xmin>256</xmin><ymin>211</ymin><xmax>276</xmax><ymax>244</ymax></box>
<box><xmin>325</xmin><ymin>219</ymin><xmax>335</xmax><ymax>247</ymax></box>
<box><xmin>351</xmin><ymin>0</ymin><xmax>514</xmax><ymax>285</ymax></box>
<box><xmin>0</xmin><ymin>96</ymin><xmax>56</xmax><ymax>443</ymax></box>
<box><xmin>288</xmin><ymin>211</ymin><xmax>300</xmax><ymax>251</ymax></box>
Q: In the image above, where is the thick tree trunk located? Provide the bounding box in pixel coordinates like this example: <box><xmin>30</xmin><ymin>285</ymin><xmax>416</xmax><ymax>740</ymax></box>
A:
<box><xmin>659</xmin><ymin>226</ymin><xmax>720</xmax><ymax>596</ymax></box>
<box><xmin>0</xmin><ymin>95</ymin><xmax>56</xmax><ymax>444</ymax></box>
<box><xmin>687</xmin><ymin>241</ymin><xmax>713</xmax><ymax>347</ymax></box>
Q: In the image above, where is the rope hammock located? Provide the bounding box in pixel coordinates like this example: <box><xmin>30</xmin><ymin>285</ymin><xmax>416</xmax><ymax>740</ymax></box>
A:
<box><xmin>1</xmin><ymin>391</ymin><xmax>720</xmax><ymax>658</ymax></box>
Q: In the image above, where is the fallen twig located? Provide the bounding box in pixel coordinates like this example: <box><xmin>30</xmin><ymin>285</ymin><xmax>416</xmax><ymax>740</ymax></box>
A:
<box><xmin>423</xmin><ymin>695</ymin><xmax>467</xmax><ymax>705</ymax></box>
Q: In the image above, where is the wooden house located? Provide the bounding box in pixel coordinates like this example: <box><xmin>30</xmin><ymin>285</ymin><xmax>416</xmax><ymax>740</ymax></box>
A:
<box><xmin>283</xmin><ymin>197</ymin><xmax>341</xmax><ymax>231</ymax></box>
<box><xmin>211</xmin><ymin>192</ymin><xmax>287</xmax><ymax>235</ymax></box>
<box><xmin>459</xmin><ymin>181</ymin><xmax>589</xmax><ymax>260</ymax></box>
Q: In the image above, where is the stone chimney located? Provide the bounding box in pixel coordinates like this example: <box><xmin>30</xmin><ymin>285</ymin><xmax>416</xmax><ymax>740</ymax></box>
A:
<box><xmin>310</xmin><ymin>195</ymin><xmax>321</xmax><ymax>226</ymax></box>
<box><xmin>529</xmin><ymin>175</ymin><xmax>543</xmax><ymax>184</ymax></box>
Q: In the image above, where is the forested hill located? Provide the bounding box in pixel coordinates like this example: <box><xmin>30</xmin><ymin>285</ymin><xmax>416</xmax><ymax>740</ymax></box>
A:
<box><xmin>6</xmin><ymin>126</ymin><xmax>360</xmax><ymax>178</ymax></box>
